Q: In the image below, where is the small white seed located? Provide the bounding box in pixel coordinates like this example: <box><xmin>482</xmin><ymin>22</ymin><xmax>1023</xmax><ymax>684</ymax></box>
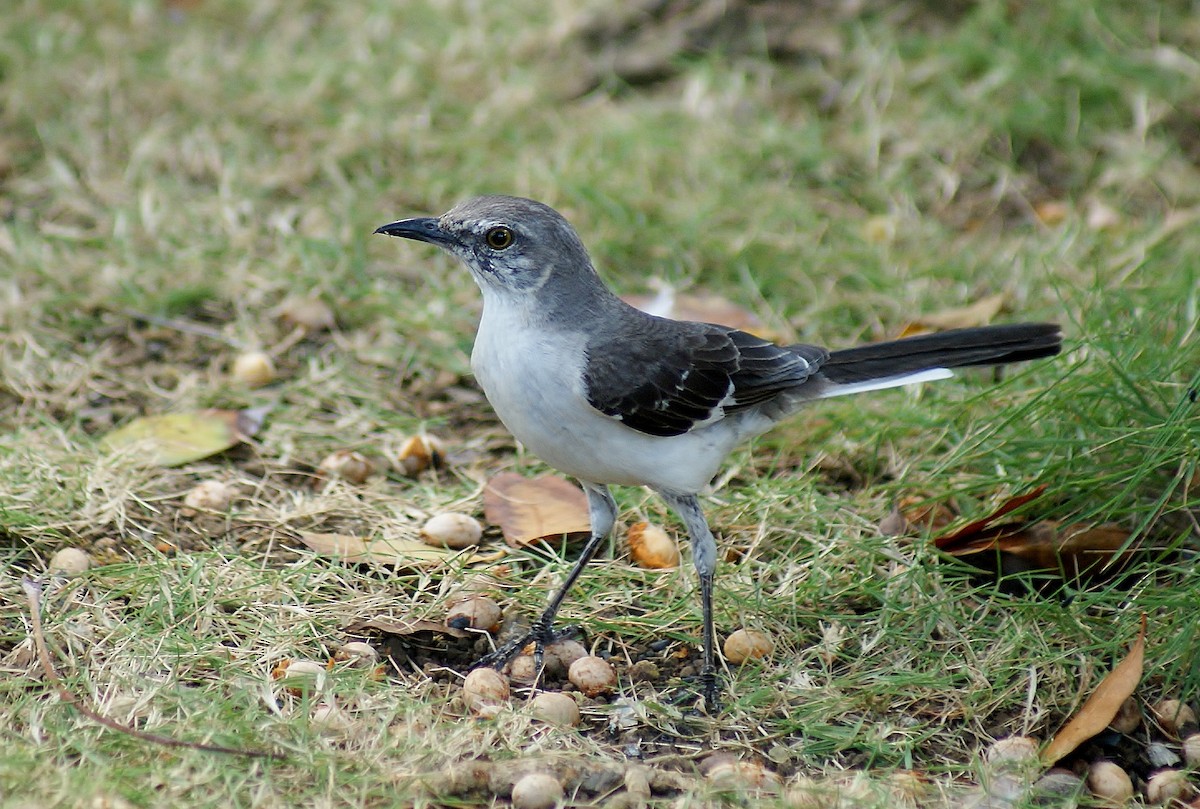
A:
<box><xmin>462</xmin><ymin>668</ymin><xmax>509</xmax><ymax>714</ymax></box>
<box><xmin>310</xmin><ymin>701</ymin><xmax>351</xmax><ymax>732</ymax></box>
<box><xmin>445</xmin><ymin>595</ymin><xmax>502</xmax><ymax>633</ymax></box>
<box><xmin>396</xmin><ymin>433</ymin><xmax>445</xmax><ymax>476</ymax></box>
<box><xmin>568</xmin><ymin>655</ymin><xmax>615</xmax><ymax>697</ymax></box>
<box><xmin>48</xmin><ymin>547</ymin><xmax>91</xmax><ymax>576</ymax></box>
<box><xmin>183</xmin><ymin>479</ymin><xmax>234</xmax><ymax>512</ymax></box>
<box><xmin>1034</xmin><ymin>770</ymin><xmax>1083</xmax><ymax>801</ymax></box>
<box><xmin>334</xmin><ymin>641</ymin><xmax>378</xmax><ymax>667</ymax></box>
<box><xmin>1086</xmin><ymin>761</ymin><xmax>1133</xmax><ymax>804</ymax></box>
<box><xmin>1151</xmin><ymin>698</ymin><xmax>1197</xmax><ymax>738</ymax></box>
<box><xmin>279</xmin><ymin>659</ymin><xmax>327</xmax><ymax>694</ymax></box>
<box><xmin>985</xmin><ymin>736</ymin><xmax>1040</xmax><ymax>772</ymax></box>
<box><xmin>420</xmin><ymin>512</ymin><xmax>483</xmax><ymax>549</ymax></box>
<box><xmin>231</xmin><ymin>351</ymin><xmax>276</xmax><ymax>387</ymax></box>
<box><xmin>543</xmin><ymin>638</ymin><xmax>588</xmax><ymax>675</ymax></box>
<box><xmin>318</xmin><ymin>449</ymin><xmax>374</xmax><ymax>484</ymax></box>
<box><xmin>277</xmin><ymin>296</ymin><xmax>335</xmax><ymax>332</ymax></box>
<box><xmin>529</xmin><ymin>692</ymin><xmax>580</xmax><ymax>727</ymax></box>
<box><xmin>1183</xmin><ymin>733</ymin><xmax>1200</xmax><ymax>768</ymax></box>
<box><xmin>507</xmin><ymin>654</ymin><xmax>539</xmax><ymax>683</ymax></box>
<box><xmin>627</xmin><ymin>522</ymin><xmax>680</xmax><ymax>569</ymax></box>
<box><xmin>1144</xmin><ymin>769</ymin><xmax>1191</xmax><ymax>805</ymax></box>
<box><xmin>1109</xmin><ymin>695</ymin><xmax>1141</xmax><ymax>734</ymax></box>
<box><xmin>723</xmin><ymin>629</ymin><xmax>775</xmax><ymax>664</ymax></box>
<box><xmin>510</xmin><ymin>772</ymin><xmax>563</xmax><ymax>809</ymax></box>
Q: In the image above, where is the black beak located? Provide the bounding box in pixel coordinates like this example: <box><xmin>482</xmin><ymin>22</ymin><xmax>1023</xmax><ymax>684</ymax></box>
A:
<box><xmin>374</xmin><ymin>216</ymin><xmax>453</xmax><ymax>246</ymax></box>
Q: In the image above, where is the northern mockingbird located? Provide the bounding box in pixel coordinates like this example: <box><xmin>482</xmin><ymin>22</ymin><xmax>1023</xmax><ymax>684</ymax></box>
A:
<box><xmin>376</xmin><ymin>195</ymin><xmax>1061</xmax><ymax>707</ymax></box>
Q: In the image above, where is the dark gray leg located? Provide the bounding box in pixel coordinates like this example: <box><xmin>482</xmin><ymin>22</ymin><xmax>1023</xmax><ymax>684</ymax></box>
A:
<box><xmin>472</xmin><ymin>482</ymin><xmax>617</xmax><ymax>682</ymax></box>
<box><xmin>656</xmin><ymin>490</ymin><xmax>721</xmax><ymax>710</ymax></box>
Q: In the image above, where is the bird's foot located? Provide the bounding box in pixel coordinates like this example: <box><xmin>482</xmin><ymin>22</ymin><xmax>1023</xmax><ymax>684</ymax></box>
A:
<box><xmin>470</xmin><ymin>620</ymin><xmax>582</xmax><ymax>686</ymax></box>
<box><xmin>699</xmin><ymin>667</ymin><xmax>722</xmax><ymax>713</ymax></box>
<box><xmin>666</xmin><ymin>666</ymin><xmax>723</xmax><ymax>714</ymax></box>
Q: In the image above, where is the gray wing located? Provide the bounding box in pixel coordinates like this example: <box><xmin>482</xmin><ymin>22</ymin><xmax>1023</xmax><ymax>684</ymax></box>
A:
<box><xmin>583</xmin><ymin>319</ymin><xmax>828</xmax><ymax>438</ymax></box>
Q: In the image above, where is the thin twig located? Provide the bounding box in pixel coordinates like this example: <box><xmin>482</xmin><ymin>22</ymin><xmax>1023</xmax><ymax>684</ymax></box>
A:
<box><xmin>121</xmin><ymin>308</ymin><xmax>247</xmax><ymax>350</ymax></box>
<box><xmin>22</xmin><ymin>578</ymin><xmax>283</xmax><ymax>760</ymax></box>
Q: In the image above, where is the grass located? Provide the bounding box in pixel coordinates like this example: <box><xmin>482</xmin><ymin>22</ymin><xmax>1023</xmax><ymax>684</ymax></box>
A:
<box><xmin>2</xmin><ymin>0</ymin><xmax>1199</xmax><ymax>806</ymax></box>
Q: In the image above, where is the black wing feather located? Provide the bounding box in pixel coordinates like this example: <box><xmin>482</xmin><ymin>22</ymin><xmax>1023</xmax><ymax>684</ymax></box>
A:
<box><xmin>583</xmin><ymin>317</ymin><xmax>826</xmax><ymax>437</ymax></box>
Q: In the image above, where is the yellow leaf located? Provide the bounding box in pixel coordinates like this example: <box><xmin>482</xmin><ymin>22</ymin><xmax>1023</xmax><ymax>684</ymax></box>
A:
<box><xmin>1041</xmin><ymin>615</ymin><xmax>1146</xmax><ymax>766</ymax></box>
<box><xmin>101</xmin><ymin>407</ymin><xmax>267</xmax><ymax>467</ymax></box>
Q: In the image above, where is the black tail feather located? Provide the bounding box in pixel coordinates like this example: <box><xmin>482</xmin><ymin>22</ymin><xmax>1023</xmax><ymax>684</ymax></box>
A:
<box><xmin>818</xmin><ymin>323</ymin><xmax>1062</xmax><ymax>384</ymax></box>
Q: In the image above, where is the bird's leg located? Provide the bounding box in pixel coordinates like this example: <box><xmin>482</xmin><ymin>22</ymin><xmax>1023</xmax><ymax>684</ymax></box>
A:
<box><xmin>471</xmin><ymin>483</ymin><xmax>617</xmax><ymax>684</ymax></box>
<box><xmin>657</xmin><ymin>491</ymin><xmax>721</xmax><ymax>711</ymax></box>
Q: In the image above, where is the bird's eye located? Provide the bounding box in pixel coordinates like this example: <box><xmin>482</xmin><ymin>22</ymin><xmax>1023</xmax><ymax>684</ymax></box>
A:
<box><xmin>484</xmin><ymin>226</ymin><xmax>514</xmax><ymax>250</ymax></box>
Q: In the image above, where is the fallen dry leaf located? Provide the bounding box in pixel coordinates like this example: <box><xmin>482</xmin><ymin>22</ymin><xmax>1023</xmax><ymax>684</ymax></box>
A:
<box><xmin>879</xmin><ymin>495</ymin><xmax>959</xmax><ymax>536</ymax></box>
<box><xmin>345</xmin><ymin>616</ymin><xmax>468</xmax><ymax>640</ymax></box>
<box><xmin>898</xmin><ymin>292</ymin><xmax>1010</xmax><ymax>338</ymax></box>
<box><xmin>102</xmin><ymin>407</ymin><xmax>267</xmax><ymax>466</ymax></box>
<box><xmin>983</xmin><ymin>522</ymin><xmax>1135</xmax><ymax>579</ymax></box>
<box><xmin>933</xmin><ymin>487</ymin><xmax>1136</xmax><ymax>581</ymax></box>
<box><xmin>295</xmin><ymin>531</ymin><xmax>497</xmax><ymax>570</ymax></box>
<box><xmin>933</xmin><ymin>486</ymin><xmax>1047</xmax><ymax>551</ymax></box>
<box><xmin>1042</xmin><ymin>615</ymin><xmax>1147</xmax><ymax>766</ymax></box>
<box><xmin>483</xmin><ymin>472</ymin><xmax>592</xmax><ymax>547</ymax></box>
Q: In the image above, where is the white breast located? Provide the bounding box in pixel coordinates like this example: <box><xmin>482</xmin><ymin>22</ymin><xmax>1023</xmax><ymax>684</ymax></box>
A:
<box><xmin>470</xmin><ymin>302</ymin><xmax>739</xmax><ymax>494</ymax></box>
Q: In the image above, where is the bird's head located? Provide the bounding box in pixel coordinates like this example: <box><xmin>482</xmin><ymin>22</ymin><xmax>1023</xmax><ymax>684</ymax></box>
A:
<box><xmin>375</xmin><ymin>195</ymin><xmax>601</xmax><ymax>300</ymax></box>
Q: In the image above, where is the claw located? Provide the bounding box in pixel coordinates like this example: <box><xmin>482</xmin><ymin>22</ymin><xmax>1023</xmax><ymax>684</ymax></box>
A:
<box><xmin>700</xmin><ymin>668</ymin><xmax>722</xmax><ymax>713</ymax></box>
<box><xmin>469</xmin><ymin>621</ymin><xmax>583</xmax><ymax>690</ymax></box>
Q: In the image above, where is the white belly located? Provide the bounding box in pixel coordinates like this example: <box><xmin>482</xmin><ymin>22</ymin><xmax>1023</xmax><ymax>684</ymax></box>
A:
<box><xmin>470</xmin><ymin>306</ymin><xmax>737</xmax><ymax>494</ymax></box>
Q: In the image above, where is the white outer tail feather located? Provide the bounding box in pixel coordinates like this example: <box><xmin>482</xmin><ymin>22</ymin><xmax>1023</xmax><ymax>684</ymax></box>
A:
<box><xmin>817</xmin><ymin>367</ymin><xmax>954</xmax><ymax>399</ymax></box>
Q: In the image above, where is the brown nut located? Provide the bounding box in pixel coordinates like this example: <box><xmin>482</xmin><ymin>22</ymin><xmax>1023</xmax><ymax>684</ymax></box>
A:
<box><xmin>231</xmin><ymin>351</ymin><xmax>276</xmax><ymax>387</ymax></box>
<box><xmin>1086</xmin><ymin>761</ymin><xmax>1133</xmax><ymax>805</ymax></box>
<box><xmin>984</xmin><ymin>736</ymin><xmax>1040</xmax><ymax>773</ymax></box>
<box><xmin>277</xmin><ymin>296</ymin><xmax>335</xmax><ymax>332</ymax></box>
<box><xmin>278</xmin><ymin>659</ymin><xmax>328</xmax><ymax>695</ymax></box>
<box><xmin>506</xmin><ymin>655</ymin><xmax>539</xmax><ymax>683</ymax></box>
<box><xmin>1150</xmin><ymin>698</ymin><xmax>1197</xmax><ymax>738</ymax></box>
<box><xmin>1183</xmin><ymin>733</ymin><xmax>1200</xmax><ymax>768</ymax></box>
<box><xmin>48</xmin><ymin>547</ymin><xmax>91</xmax><ymax>576</ymax></box>
<box><xmin>627</xmin><ymin>522</ymin><xmax>680</xmax><ymax>569</ymax></box>
<box><xmin>567</xmin><ymin>655</ymin><xmax>615</xmax><ymax>697</ymax></box>
<box><xmin>1109</xmin><ymin>695</ymin><xmax>1141</xmax><ymax>734</ymax></box>
<box><xmin>529</xmin><ymin>692</ymin><xmax>580</xmax><ymax>727</ymax></box>
<box><xmin>445</xmin><ymin>595</ymin><xmax>502</xmax><ymax>633</ymax></box>
<box><xmin>420</xmin><ymin>512</ymin><xmax>483</xmax><ymax>549</ymax></box>
<box><xmin>543</xmin><ymin>638</ymin><xmax>588</xmax><ymax>676</ymax></box>
<box><xmin>510</xmin><ymin>772</ymin><xmax>564</xmax><ymax>809</ymax></box>
<box><xmin>318</xmin><ymin>450</ymin><xmax>374</xmax><ymax>484</ymax></box>
<box><xmin>1144</xmin><ymin>769</ymin><xmax>1192</xmax><ymax>805</ymax></box>
<box><xmin>461</xmin><ymin>668</ymin><xmax>509</xmax><ymax>715</ymax></box>
<box><xmin>334</xmin><ymin>641</ymin><xmax>378</xmax><ymax>667</ymax></box>
<box><xmin>723</xmin><ymin>629</ymin><xmax>774</xmax><ymax>664</ymax></box>
<box><xmin>396</xmin><ymin>433</ymin><xmax>445</xmax><ymax>476</ymax></box>
<box><xmin>183</xmin><ymin>479</ymin><xmax>235</xmax><ymax>513</ymax></box>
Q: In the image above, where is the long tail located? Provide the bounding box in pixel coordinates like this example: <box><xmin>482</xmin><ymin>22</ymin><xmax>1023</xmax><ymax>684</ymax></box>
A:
<box><xmin>812</xmin><ymin>323</ymin><xmax>1062</xmax><ymax>397</ymax></box>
